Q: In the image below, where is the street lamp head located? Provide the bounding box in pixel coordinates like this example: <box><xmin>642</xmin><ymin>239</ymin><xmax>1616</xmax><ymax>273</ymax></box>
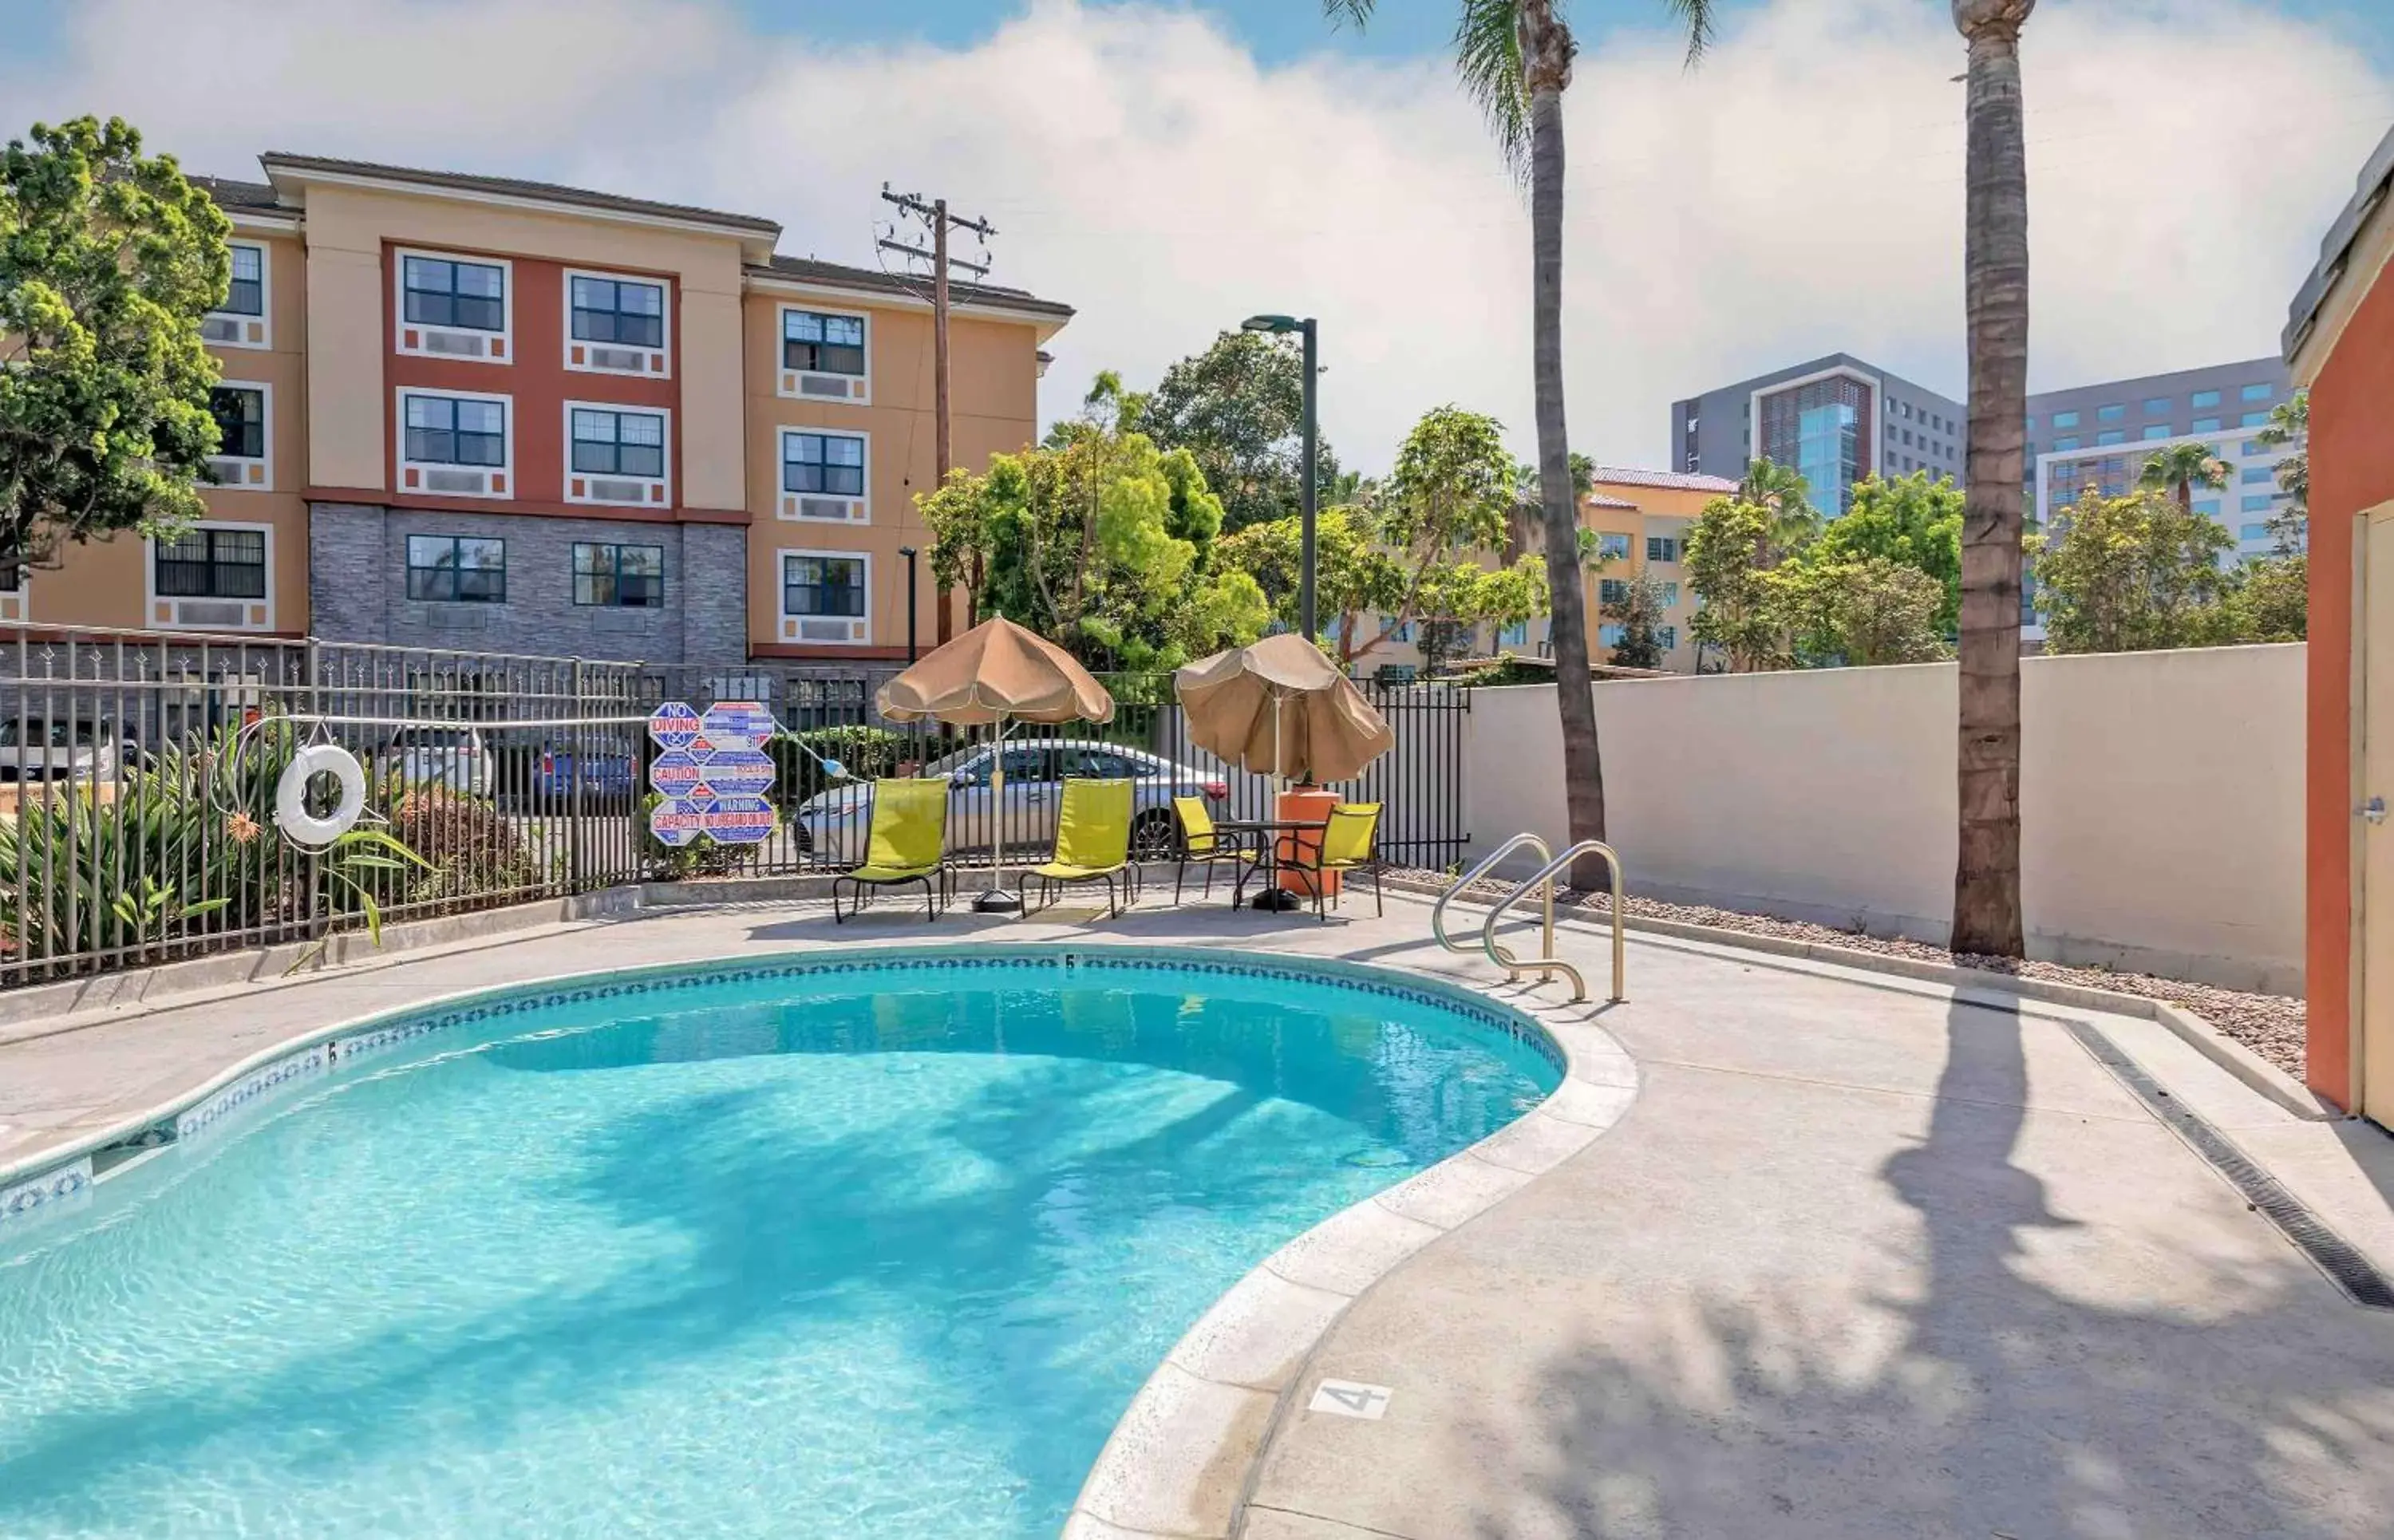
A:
<box><xmin>899</xmin><ymin>545</ymin><xmax>918</xmax><ymax>558</ymax></box>
<box><xmin>1241</xmin><ymin>314</ymin><xmax>1300</xmax><ymax>334</ymax></box>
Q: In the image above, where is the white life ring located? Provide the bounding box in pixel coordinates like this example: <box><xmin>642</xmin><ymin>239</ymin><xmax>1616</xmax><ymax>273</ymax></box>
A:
<box><xmin>275</xmin><ymin>744</ymin><xmax>367</xmax><ymax>847</ymax></box>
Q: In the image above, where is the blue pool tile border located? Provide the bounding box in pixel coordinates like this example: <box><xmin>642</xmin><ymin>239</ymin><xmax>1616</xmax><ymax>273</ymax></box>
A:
<box><xmin>0</xmin><ymin>944</ymin><xmax>1561</xmax><ymax>1234</ymax></box>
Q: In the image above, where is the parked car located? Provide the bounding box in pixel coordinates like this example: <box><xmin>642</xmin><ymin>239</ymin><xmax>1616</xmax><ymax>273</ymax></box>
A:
<box><xmin>0</xmin><ymin>718</ymin><xmax>128</xmax><ymax>782</ymax></box>
<box><xmin>530</xmin><ymin>748</ymin><xmax>637</xmax><ymax>804</ymax></box>
<box><xmin>793</xmin><ymin>741</ymin><xmax>1227</xmax><ymax>867</ymax></box>
<box><xmin>386</xmin><ymin>725</ymin><xmax>493</xmax><ymax>798</ymax></box>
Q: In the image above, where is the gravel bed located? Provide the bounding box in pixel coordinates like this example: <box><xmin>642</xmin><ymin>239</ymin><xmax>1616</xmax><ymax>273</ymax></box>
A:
<box><xmin>1389</xmin><ymin>867</ymin><xmax>2308</xmax><ymax>1080</ymax></box>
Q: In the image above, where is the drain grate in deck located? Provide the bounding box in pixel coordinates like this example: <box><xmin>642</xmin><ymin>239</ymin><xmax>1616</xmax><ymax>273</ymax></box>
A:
<box><xmin>2064</xmin><ymin>1020</ymin><xmax>2394</xmax><ymax>1310</ymax></box>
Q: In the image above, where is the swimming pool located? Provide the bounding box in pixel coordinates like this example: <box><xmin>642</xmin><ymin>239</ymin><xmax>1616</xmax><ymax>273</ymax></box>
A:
<box><xmin>0</xmin><ymin>947</ymin><xmax>1558</xmax><ymax>1539</ymax></box>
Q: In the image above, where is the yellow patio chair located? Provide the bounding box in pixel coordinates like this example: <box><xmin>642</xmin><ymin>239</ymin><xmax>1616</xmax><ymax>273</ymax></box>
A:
<box><xmin>1171</xmin><ymin>792</ymin><xmax>1258</xmax><ymax>906</ymax></box>
<box><xmin>832</xmin><ymin>778</ymin><xmax>954</xmax><ymax>923</ymax></box>
<box><xmin>1286</xmin><ymin>801</ymin><xmax>1384</xmax><ymax>922</ymax></box>
<box><xmin>1024</xmin><ymin>777</ymin><xmax>1136</xmax><ymax>918</ymax></box>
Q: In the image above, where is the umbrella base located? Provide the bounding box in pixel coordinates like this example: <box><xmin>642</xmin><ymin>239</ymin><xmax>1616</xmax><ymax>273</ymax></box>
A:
<box><xmin>974</xmin><ymin>887</ymin><xmax>1025</xmax><ymax>914</ymax></box>
<box><xmin>1250</xmin><ymin>889</ymin><xmax>1306</xmax><ymax>912</ymax></box>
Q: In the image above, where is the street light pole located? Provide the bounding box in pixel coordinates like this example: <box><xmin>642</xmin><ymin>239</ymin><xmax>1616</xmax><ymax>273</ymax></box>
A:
<box><xmin>1299</xmin><ymin>318</ymin><xmax>1317</xmax><ymax>644</ymax></box>
<box><xmin>898</xmin><ymin>546</ymin><xmax>919</xmax><ymax>662</ymax></box>
<box><xmin>1241</xmin><ymin>313</ymin><xmax>1321</xmax><ymax>643</ymax></box>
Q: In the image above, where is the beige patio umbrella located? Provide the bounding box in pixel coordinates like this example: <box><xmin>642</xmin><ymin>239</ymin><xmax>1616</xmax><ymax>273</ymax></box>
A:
<box><xmin>876</xmin><ymin>616</ymin><xmax>1115</xmax><ymax>910</ymax></box>
<box><xmin>1174</xmin><ymin>632</ymin><xmax>1395</xmax><ymax>785</ymax></box>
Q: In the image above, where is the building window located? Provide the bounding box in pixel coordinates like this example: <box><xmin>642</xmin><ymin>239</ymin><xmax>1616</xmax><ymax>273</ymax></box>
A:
<box><xmin>782</xmin><ymin>432</ymin><xmax>867</xmax><ymax>496</ymax></box>
<box><xmin>406</xmin><ymin>535</ymin><xmax>507</xmax><ymax>603</ymax></box>
<box><xmin>1902</xmin><ymin>428</ymin><xmax>1914</xmax><ymax>446</ymax></box>
<box><xmin>569</xmin><ymin>276</ymin><xmax>664</xmax><ymax>348</ymax></box>
<box><xmin>401</xmin><ymin>255</ymin><xmax>505</xmax><ymax>332</ymax></box>
<box><xmin>2239</xmin><ymin>523</ymin><xmax>2271</xmax><ymax>541</ymax></box>
<box><xmin>2240</xmin><ymin>382</ymin><xmax>2273</xmax><ymax>402</ymax></box>
<box><xmin>2241</xmin><ymin>495</ymin><xmax>2275</xmax><ymax>513</ymax></box>
<box><xmin>223</xmin><ymin>244</ymin><xmax>265</xmax><ymax>317</ymax></box>
<box><xmin>570</xmin><ymin>408</ymin><xmax>666</xmax><ymax>478</ymax></box>
<box><xmin>2238</xmin><ymin>411</ymin><xmax>2269</xmax><ymax>428</ymax></box>
<box><xmin>2142</xmin><ymin>397</ymin><xmax>2171</xmax><ymax>415</ymax></box>
<box><xmin>1596</xmin><ymin>532</ymin><xmax>1631</xmax><ymax>561</ymax></box>
<box><xmin>783</xmin><ymin>553</ymin><xmax>865</xmax><ymax>620</ymax></box>
<box><xmin>2051</xmin><ymin>410</ymin><xmax>2080</xmax><ymax>429</ymax></box>
<box><xmin>155</xmin><ymin>527</ymin><xmax>266</xmax><ymax>599</ymax></box>
<box><xmin>208</xmin><ymin>386</ymin><xmax>265</xmax><ymax>460</ymax></box>
<box><xmin>1598</xmin><ymin>578</ymin><xmax>1628</xmax><ymax>602</ymax></box>
<box><xmin>2097</xmin><ymin>404</ymin><xmax>2125</xmax><ymax>422</ymax></box>
<box><xmin>2053</xmin><ymin>436</ymin><xmax>2080</xmax><ymax>452</ymax></box>
<box><xmin>1661</xmin><ymin>582</ymin><xmax>1680</xmax><ymax>606</ymax></box>
<box><xmin>2194</xmin><ymin>499</ymin><xmax>2223</xmax><ymax>516</ymax></box>
<box><xmin>1900</xmin><ymin>402</ymin><xmax>1913</xmax><ymax>419</ymax></box>
<box><xmin>1646</xmin><ymin>536</ymin><xmax>1681</xmax><ymax>563</ymax></box>
<box><xmin>1657</xmin><ymin>626</ymin><xmax>1677</xmax><ymax>651</ymax></box>
<box><xmin>1598</xmin><ymin>622</ymin><xmax>1627</xmax><ymax>647</ymax></box>
<box><xmin>1499</xmin><ymin>621</ymin><xmax>1528</xmax><ymax>649</ymax></box>
<box><xmin>2239</xmin><ymin>466</ymin><xmax>2276</xmax><ymax>485</ymax></box>
<box><xmin>2096</xmin><ymin>429</ymin><xmax>2125</xmax><ymax>445</ymax></box>
<box><xmin>2025</xmin><ymin>416</ymin><xmax>2038</xmax><ymax>432</ymax></box>
<box><xmin>2191</xmin><ymin>389</ymin><xmax>2222</xmax><ymax>409</ymax></box>
<box><xmin>572</xmin><ymin>543</ymin><xmax>663</xmax><ymax>607</ymax></box>
<box><xmin>2192</xmin><ymin>417</ymin><xmax>2221</xmax><ymax>433</ymax></box>
<box><xmin>782</xmin><ymin>310</ymin><xmax>866</xmax><ymax>375</ymax></box>
<box><xmin>2241</xmin><ymin>438</ymin><xmax>2270</xmax><ymax>456</ymax></box>
<box><xmin>2140</xmin><ymin>424</ymin><xmax>2170</xmax><ymax>440</ymax></box>
<box><xmin>403</xmin><ymin>395</ymin><xmax>506</xmax><ymax>466</ymax></box>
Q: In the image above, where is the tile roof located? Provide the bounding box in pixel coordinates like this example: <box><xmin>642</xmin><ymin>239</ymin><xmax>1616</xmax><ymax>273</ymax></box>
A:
<box><xmin>2285</xmin><ymin>120</ymin><xmax>2394</xmax><ymax>363</ymax></box>
<box><xmin>259</xmin><ymin>152</ymin><xmax>784</xmax><ymax>236</ymax></box>
<box><xmin>188</xmin><ymin>174</ymin><xmax>287</xmax><ymax>215</ymax></box>
<box><xmin>1582</xmin><ymin>493</ymin><xmax>1639</xmax><ymax>510</ymax></box>
<box><xmin>749</xmin><ymin>254</ymin><xmax>1074</xmax><ymax>322</ymax></box>
<box><xmin>1586</xmin><ymin>465</ymin><xmax>1738</xmax><ymax>494</ymax></box>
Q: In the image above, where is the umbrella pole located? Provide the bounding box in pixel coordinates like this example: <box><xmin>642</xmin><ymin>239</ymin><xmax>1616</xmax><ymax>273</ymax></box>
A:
<box><xmin>1255</xmin><ymin>686</ymin><xmax>1302</xmax><ymax>911</ymax></box>
<box><xmin>975</xmin><ymin>717</ymin><xmax>1022</xmax><ymax>913</ymax></box>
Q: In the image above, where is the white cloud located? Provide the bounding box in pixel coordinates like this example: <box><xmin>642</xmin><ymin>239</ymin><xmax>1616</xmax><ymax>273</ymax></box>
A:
<box><xmin>6</xmin><ymin>0</ymin><xmax>2385</xmax><ymax>468</ymax></box>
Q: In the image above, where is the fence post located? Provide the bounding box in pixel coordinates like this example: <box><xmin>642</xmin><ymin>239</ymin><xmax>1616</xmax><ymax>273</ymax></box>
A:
<box><xmin>570</xmin><ymin>657</ymin><xmax>587</xmax><ymax>891</ymax></box>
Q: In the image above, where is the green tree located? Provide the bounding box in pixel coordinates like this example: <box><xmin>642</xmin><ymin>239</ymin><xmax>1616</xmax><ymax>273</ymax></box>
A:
<box><xmin>1599</xmin><ymin>571</ymin><xmax>1670</xmax><ymax>669</ymax></box>
<box><xmin>1776</xmin><ymin>557</ymin><xmax>1951</xmax><ymax>667</ymax></box>
<box><xmin>2218</xmin><ymin>552</ymin><xmax>2306</xmax><ymax>642</ymax></box>
<box><xmin>1139</xmin><ymin>330</ymin><xmax>1341</xmax><ymax>531</ymax></box>
<box><xmin>2028</xmin><ymin>488</ymin><xmax>2234</xmax><ymax>655</ymax></box>
<box><xmin>1325</xmin><ymin>0</ymin><xmax>1717</xmax><ymax>886</ymax></box>
<box><xmin>1952</xmin><ymin>0</ymin><xmax>2038</xmax><ymax>958</ymax></box>
<box><xmin>1216</xmin><ymin>503</ymin><xmax>1402</xmax><ymax>655</ymax></box>
<box><xmin>1</xmin><ymin>116</ymin><xmax>231</xmax><ymax>572</ymax></box>
<box><xmin>2136</xmin><ymin>440</ymin><xmax>2230</xmax><ymax>511</ymax></box>
<box><xmin>2256</xmin><ymin>388</ymin><xmax>2308</xmax><ymax>553</ymax></box>
<box><xmin>918</xmin><ymin>378</ymin><xmax>1266</xmax><ymax>670</ymax></box>
<box><xmin>1808</xmin><ymin>470</ymin><xmax>1964</xmax><ymax>633</ymax></box>
<box><xmin>1738</xmin><ymin>455</ymin><xmax>1819</xmax><ymax>559</ymax></box>
<box><xmin>1685</xmin><ymin>496</ymin><xmax>1788</xmax><ymax>671</ymax></box>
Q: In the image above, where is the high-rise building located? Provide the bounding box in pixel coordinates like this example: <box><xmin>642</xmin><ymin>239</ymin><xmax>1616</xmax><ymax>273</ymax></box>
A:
<box><xmin>1670</xmin><ymin>354</ymin><xmax>1965</xmax><ymax>514</ymax></box>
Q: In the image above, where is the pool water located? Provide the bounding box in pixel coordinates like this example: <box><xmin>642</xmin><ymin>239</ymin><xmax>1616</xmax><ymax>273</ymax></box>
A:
<box><xmin>0</xmin><ymin>954</ymin><xmax>1556</xmax><ymax>1538</ymax></box>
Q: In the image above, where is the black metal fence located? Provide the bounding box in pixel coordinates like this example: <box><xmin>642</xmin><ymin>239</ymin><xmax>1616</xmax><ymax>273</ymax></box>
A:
<box><xmin>0</xmin><ymin>626</ymin><xmax>1469</xmax><ymax>989</ymax></box>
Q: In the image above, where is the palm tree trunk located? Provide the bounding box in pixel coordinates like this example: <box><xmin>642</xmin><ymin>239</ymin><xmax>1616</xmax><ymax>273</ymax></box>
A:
<box><xmin>1524</xmin><ymin>57</ymin><xmax>1608</xmax><ymax>886</ymax></box>
<box><xmin>1952</xmin><ymin>0</ymin><xmax>2034</xmax><ymax>958</ymax></box>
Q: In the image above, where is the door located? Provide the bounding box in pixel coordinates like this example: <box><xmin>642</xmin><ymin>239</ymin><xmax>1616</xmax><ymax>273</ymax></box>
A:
<box><xmin>2360</xmin><ymin>511</ymin><xmax>2394</xmax><ymax>1119</ymax></box>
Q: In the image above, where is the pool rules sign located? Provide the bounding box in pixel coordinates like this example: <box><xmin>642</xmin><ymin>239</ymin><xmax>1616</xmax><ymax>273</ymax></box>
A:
<box><xmin>647</xmin><ymin>701</ymin><xmax>780</xmax><ymax>847</ymax></box>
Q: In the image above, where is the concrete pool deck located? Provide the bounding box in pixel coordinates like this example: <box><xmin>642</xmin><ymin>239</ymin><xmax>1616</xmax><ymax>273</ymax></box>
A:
<box><xmin>7</xmin><ymin>888</ymin><xmax>2394</xmax><ymax>1538</ymax></box>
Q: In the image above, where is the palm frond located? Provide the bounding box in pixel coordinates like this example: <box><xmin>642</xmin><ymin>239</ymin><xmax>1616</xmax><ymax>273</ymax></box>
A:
<box><xmin>1658</xmin><ymin>0</ymin><xmax>1717</xmax><ymax>65</ymax></box>
<box><xmin>1455</xmin><ymin>0</ymin><xmax>1531</xmax><ymax>178</ymax></box>
<box><xmin>1322</xmin><ymin>0</ymin><xmax>1376</xmax><ymax>26</ymax></box>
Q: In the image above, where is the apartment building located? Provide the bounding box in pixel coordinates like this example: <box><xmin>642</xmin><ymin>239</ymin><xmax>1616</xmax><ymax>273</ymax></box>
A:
<box><xmin>14</xmin><ymin>154</ymin><xmax>1071</xmax><ymax>679</ymax></box>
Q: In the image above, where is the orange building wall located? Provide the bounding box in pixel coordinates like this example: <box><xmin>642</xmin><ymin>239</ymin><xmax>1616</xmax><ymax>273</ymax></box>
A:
<box><xmin>741</xmin><ymin>289</ymin><xmax>1043</xmax><ymax>659</ymax></box>
<box><xmin>2305</xmin><ymin>259</ymin><xmax>2394</xmax><ymax>1109</ymax></box>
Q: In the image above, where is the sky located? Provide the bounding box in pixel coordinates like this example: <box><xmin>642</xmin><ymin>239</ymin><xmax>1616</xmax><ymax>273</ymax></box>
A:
<box><xmin>2</xmin><ymin>0</ymin><xmax>2388</xmax><ymax>472</ymax></box>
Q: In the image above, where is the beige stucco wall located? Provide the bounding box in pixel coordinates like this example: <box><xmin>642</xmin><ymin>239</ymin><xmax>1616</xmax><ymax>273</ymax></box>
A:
<box><xmin>1462</xmin><ymin>642</ymin><xmax>2305</xmax><ymax>991</ymax></box>
<box><xmin>295</xmin><ymin>182</ymin><xmax>749</xmax><ymax>507</ymax></box>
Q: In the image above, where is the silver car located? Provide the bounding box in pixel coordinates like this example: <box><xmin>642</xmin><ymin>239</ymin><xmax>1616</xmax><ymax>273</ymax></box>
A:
<box><xmin>0</xmin><ymin>719</ymin><xmax>125</xmax><ymax>782</ymax></box>
<box><xmin>385</xmin><ymin>725</ymin><xmax>495</xmax><ymax>798</ymax></box>
<box><xmin>795</xmin><ymin>741</ymin><xmax>1227</xmax><ymax>866</ymax></box>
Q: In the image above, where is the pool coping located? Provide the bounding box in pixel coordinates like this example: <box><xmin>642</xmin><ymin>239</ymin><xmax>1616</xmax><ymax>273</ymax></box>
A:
<box><xmin>0</xmin><ymin>928</ymin><xmax>1635</xmax><ymax>1540</ymax></box>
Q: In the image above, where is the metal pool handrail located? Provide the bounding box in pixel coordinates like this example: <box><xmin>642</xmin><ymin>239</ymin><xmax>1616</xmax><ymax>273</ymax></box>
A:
<box><xmin>1431</xmin><ymin>832</ymin><xmax>1551</xmax><ymax>954</ymax></box>
<box><xmin>1477</xmin><ymin>839</ymin><xmax>1628</xmax><ymax>1004</ymax></box>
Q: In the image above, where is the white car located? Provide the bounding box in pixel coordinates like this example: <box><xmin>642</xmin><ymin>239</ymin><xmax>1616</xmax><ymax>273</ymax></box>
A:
<box><xmin>0</xmin><ymin>719</ymin><xmax>124</xmax><ymax>782</ymax></box>
<box><xmin>795</xmin><ymin>741</ymin><xmax>1227</xmax><ymax>866</ymax></box>
<box><xmin>387</xmin><ymin>725</ymin><xmax>494</xmax><ymax>798</ymax></box>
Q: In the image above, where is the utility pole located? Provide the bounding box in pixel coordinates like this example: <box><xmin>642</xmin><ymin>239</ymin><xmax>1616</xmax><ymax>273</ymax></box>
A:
<box><xmin>878</xmin><ymin>186</ymin><xmax>995</xmax><ymax>646</ymax></box>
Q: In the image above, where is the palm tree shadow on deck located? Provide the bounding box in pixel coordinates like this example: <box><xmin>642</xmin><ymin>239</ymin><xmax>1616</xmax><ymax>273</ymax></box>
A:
<box><xmin>1469</xmin><ymin>1000</ymin><xmax>2394</xmax><ymax>1539</ymax></box>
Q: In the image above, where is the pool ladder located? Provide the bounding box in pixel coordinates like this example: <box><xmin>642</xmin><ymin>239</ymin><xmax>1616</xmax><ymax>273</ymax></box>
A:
<box><xmin>1429</xmin><ymin>833</ymin><xmax>1626</xmax><ymax>1004</ymax></box>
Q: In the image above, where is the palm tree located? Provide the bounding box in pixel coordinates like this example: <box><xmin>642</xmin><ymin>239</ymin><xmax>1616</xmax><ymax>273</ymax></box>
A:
<box><xmin>1951</xmin><ymin>0</ymin><xmax>2036</xmax><ymax>960</ymax></box>
<box><xmin>1738</xmin><ymin>456</ymin><xmax>1819</xmax><ymax>562</ymax></box>
<box><xmin>2136</xmin><ymin>441</ymin><xmax>2229</xmax><ymax>511</ymax></box>
<box><xmin>1327</xmin><ymin>0</ymin><xmax>1715</xmax><ymax>889</ymax></box>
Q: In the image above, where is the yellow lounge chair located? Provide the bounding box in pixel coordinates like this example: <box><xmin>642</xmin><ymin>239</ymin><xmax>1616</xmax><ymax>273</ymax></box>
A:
<box><xmin>1024</xmin><ymin>778</ymin><xmax>1136</xmax><ymax>918</ymax></box>
<box><xmin>1171</xmin><ymin>793</ymin><xmax>1258</xmax><ymax>905</ymax></box>
<box><xmin>1286</xmin><ymin>801</ymin><xmax>1384</xmax><ymax>921</ymax></box>
<box><xmin>832</xmin><ymin>778</ymin><xmax>954</xmax><ymax>923</ymax></box>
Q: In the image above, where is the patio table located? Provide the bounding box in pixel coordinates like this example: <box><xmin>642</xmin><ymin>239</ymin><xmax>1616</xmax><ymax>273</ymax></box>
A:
<box><xmin>1211</xmin><ymin>818</ymin><xmax>1328</xmax><ymax>911</ymax></box>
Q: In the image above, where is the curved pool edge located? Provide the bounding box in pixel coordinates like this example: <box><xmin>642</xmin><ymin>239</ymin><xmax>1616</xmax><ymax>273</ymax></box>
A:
<box><xmin>1061</xmin><ymin>968</ymin><xmax>1638</xmax><ymax>1540</ymax></box>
